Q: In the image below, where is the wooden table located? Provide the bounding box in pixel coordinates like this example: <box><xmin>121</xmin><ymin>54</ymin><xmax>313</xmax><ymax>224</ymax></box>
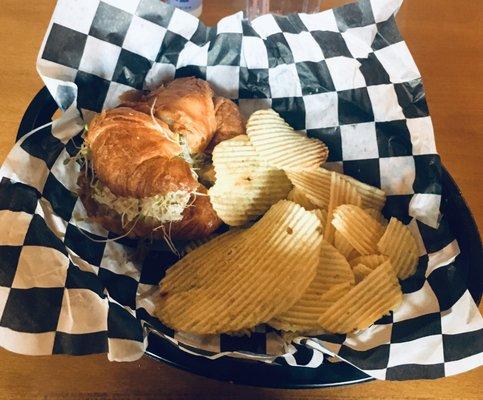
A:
<box><xmin>0</xmin><ymin>0</ymin><xmax>481</xmax><ymax>399</ymax></box>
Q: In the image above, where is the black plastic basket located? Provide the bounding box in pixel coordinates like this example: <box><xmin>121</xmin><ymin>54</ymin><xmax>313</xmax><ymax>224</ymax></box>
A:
<box><xmin>16</xmin><ymin>87</ymin><xmax>482</xmax><ymax>388</ymax></box>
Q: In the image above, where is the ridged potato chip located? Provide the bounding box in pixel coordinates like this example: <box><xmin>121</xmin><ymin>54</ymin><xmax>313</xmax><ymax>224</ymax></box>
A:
<box><xmin>377</xmin><ymin>217</ymin><xmax>419</xmax><ymax>279</ymax></box>
<box><xmin>352</xmin><ymin>264</ymin><xmax>374</xmax><ymax>283</ymax></box>
<box><xmin>317</xmin><ymin>282</ymin><xmax>353</xmax><ymax>309</ymax></box>
<box><xmin>246</xmin><ymin>109</ymin><xmax>329</xmax><ymax>171</ymax></box>
<box><xmin>318</xmin><ymin>260</ymin><xmax>403</xmax><ymax>333</ymax></box>
<box><xmin>317</xmin><ymin>241</ymin><xmax>355</xmax><ymax>290</ymax></box>
<box><xmin>312</xmin><ymin>208</ymin><xmax>327</xmax><ymax>228</ymax></box>
<box><xmin>365</xmin><ymin>208</ymin><xmax>388</xmax><ymax>226</ymax></box>
<box><xmin>269</xmin><ymin>282</ymin><xmax>352</xmax><ymax>332</ymax></box>
<box><xmin>268</xmin><ymin>241</ymin><xmax>354</xmax><ymax>332</ymax></box>
<box><xmin>324</xmin><ymin>172</ymin><xmax>362</xmax><ymax>244</ymax></box>
<box><xmin>334</xmin><ymin>231</ymin><xmax>356</xmax><ymax>260</ymax></box>
<box><xmin>209</xmin><ymin>135</ymin><xmax>292</xmax><ymax>226</ymax></box>
<box><xmin>156</xmin><ymin>200</ymin><xmax>323</xmax><ymax>334</ymax></box>
<box><xmin>332</xmin><ymin>205</ymin><xmax>385</xmax><ymax>255</ymax></box>
<box><xmin>182</xmin><ymin>229</ymin><xmax>243</xmax><ymax>256</ymax></box>
<box><xmin>212</xmin><ymin>135</ymin><xmax>259</xmax><ymax>179</ymax></box>
<box><xmin>349</xmin><ymin>254</ymin><xmax>388</xmax><ymax>269</ymax></box>
<box><xmin>285</xmin><ymin>168</ymin><xmax>331</xmax><ymax>208</ymax></box>
<box><xmin>343</xmin><ymin>176</ymin><xmax>386</xmax><ymax>211</ymax></box>
<box><xmin>167</xmin><ymin>230</ymin><xmax>244</xmax><ymax>291</ymax></box>
<box><xmin>209</xmin><ymin>177</ymin><xmax>292</xmax><ymax>226</ymax></box>
<box><xmin>286</xmin><ymin>168</ymin><xmax>385</xmax><ymax>211</ymax></box>
<box><xmin>182</xmin><ymin>234</ymin><xmax>218</xmax><ymax>256</ymax></box>
<box><xmin>287</xmin><ymin>187</ymin><xmax>317</xmax><ymax>210</ymax></box>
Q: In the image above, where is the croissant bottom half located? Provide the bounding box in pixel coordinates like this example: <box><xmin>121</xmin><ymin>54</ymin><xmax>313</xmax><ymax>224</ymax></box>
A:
<box><xmin>78</xmin><ymin>174</ymin><xmax>222</xmax><ymax>241</ymax></box>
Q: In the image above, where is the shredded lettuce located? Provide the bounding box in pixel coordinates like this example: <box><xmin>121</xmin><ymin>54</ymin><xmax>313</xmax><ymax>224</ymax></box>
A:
<box><xmin>178</xmin><ymin>136</ymin><xmax>199</xmax><ymax>181</ymax></box>
<box><xmin>65</xmin><ymin>141</ymin><xmax>91</xmax><ymax>166</ymax></box>
<box><xmin>78</xmin><ymin>142</ymin><xmax>91</xmax><ymax>159</ymax></box>
<box><xmin>140</xmin><ymin>191</ymin><xmax>191</xmax><ymax>222</ymax></box>
<box><xmin>81</xmin><ymin>138</ymin><xmax>193</xmax><ymax>226</ymax></box>
<box><xmin>91</xmin><ymin>180</ymin><xmax>190</xmax><ymax>225</ymax></box>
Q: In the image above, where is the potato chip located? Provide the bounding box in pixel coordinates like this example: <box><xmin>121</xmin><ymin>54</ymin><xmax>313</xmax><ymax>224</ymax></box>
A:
<box><xmin>182</xmin><ymin>229</ymin><xmax>243</xmax><ymax>256</ymax></box>
<box><xmin>209</xmin><ymin>136</ymin><xmax>292</xmax><ymax>226</ymax></box>
<box><xmin>212</xmin><ymin>135</ymin><xmax>259</xmax><ymax>179</ymax></box>
<box><xmin>209</xmin><ymin>177</ymin><xmax>292</xmax><ymax>226</ymax></box>
<box><xmin>182</xmin><ymin>234</ymin><xmax>217</xmax><ymax>256</ymax></box>
<box><xmin>156</xmin><ymin>200</ymin><xmax>323</xmax><ymax>334</ymax></box>
<box><xmin>334</xmin><ymin>231</ymin><xmax>356</xmax><ymax>260</ymax></box>
<box><xmin>331</xmin><ymin>205</ymin><xmax>385</xmax><ymax>255</ymax></box>
<box><xmin>269</xmin><ymin>282</ymin><xmax>352</xmax><ymax>332</ymax></box>
<box><xmin>365</xmin><ymin>208</ymin><xmax>388</xmax><ymax>226</ymax></box>
<box><xmin>349</xmin><ymin>254</ymin><xmax>388</xmax><ymax>270</ymax></box>
<box><xmin>377</xmin><ymin>217</ymin><xmax>419</xmax><ymax>279</ymax></box>
<box><xmin>324</xmin><ymin>172</ymin><xmax>362</xmax><ymax>244</ymax></box>
<box><xmin>352</xmin><ymin>264</ymin><xmax>373</xmax><ymax>283</ymax></box>
<box><xmin>317</xmin><ymin>282</ymin><xmax>353</xmax><ymax>309</ymax></box>
<box><xmin>316</xmin><ymin>241</ymin><xmax>355</xmax><ymax>290</ymax></box>
<box><xmin>268</xmin><ymin>240</ymin><xmax>354</xmax><ymax>332</ymax></box>
<box><xmin>285</xmin><ymin>169</ymin><xmax>331</xmax><ymax>208</ymax></box>
<box><xmin>287</xmin><ymin>187</ymin><xmax>317</xmax><ymax>210</ymax></box>
<box><xmin>167</xmin><ymin>230</ymin><xmax>244</xmax><ymax>291</ymax></box>
<box><xmin>312</xmin><ymin>208</ymin><xmax>327</xmax><ymax>228</ymax></box>
<box><xmin>342</xmin><ymin>175</ymin><xmax>386</xmax><ymax>211</ymax></box>
<box><xmin>318</xmin><ymin>261</ymin><xmax>403</xmax><ymax>333</ymax></box>
<box><xmin>246</xmin><ymin>109</ymin><xmax>329</xmax><ymax>171</ymax></box>
<box><xmin>285</xmin><ymin>167</ymin><xmax>385</xmax><ymax>212</ymax></box>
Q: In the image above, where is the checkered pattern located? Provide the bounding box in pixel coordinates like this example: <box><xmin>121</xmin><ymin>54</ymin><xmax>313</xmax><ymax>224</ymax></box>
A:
<box><xmin>0</xmin><ymin>0</ymin><xmax>481</xmax><ymax>380</ymax></box>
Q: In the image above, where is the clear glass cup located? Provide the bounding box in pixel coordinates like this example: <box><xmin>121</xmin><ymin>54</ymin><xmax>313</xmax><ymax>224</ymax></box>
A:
<box><xmin>246</xmin><ymin>0</ymin><xmax>322</xmax><ymax>19</ymax></box>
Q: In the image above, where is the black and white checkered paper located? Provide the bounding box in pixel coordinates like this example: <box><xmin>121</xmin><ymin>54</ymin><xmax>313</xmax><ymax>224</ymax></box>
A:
<box><xmin>0</xmin><ymin>0</ymin><xmax>481</xmax><ymax>380</ymax></box>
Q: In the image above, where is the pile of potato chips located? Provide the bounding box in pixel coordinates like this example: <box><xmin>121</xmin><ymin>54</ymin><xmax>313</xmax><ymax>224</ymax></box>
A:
<box><xmin>155</xmin><ymin>109</ymin><xmax>419</xmax><ymax>336</ymax></box>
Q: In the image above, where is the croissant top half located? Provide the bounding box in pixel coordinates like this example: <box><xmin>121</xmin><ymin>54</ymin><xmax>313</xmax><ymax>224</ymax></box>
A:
<box><xmin>85</xmin><ymin>107</ymin><xmax>198</xmax><ymax>199</ymax></box>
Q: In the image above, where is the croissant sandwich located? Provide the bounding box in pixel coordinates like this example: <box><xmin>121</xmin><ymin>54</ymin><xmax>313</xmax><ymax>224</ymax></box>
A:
<box><xmin>77</xmin><ymin>77</ymin><xmax>245</xmax><ymax>241</ymax></box>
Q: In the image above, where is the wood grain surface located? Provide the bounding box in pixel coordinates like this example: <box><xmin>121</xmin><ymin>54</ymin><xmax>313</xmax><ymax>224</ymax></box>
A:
<box><xmin>0</xmin><ymin>0</ymin><xmax>481</xmax><ymax>399</ymax></box>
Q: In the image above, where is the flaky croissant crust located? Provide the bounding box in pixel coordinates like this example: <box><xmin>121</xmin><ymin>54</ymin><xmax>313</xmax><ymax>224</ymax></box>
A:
<box><xmin>125</xmin><ymin>77</ymin><xmax>218</xmax><ymax>155</ymax></box>
<box><xmin>80</xmin><ymin>77</ymin><xmax>245</xmax><ymax>240</ymax></box>
<box><xmin>78</xmin><ymin>174</ymin><xmax>221</xmax><ymax>241</ymax></box>
<box><xmin>85</xmin><ymin>107</ymin><xmax>199</xmax><ymax>199</ymax></box>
